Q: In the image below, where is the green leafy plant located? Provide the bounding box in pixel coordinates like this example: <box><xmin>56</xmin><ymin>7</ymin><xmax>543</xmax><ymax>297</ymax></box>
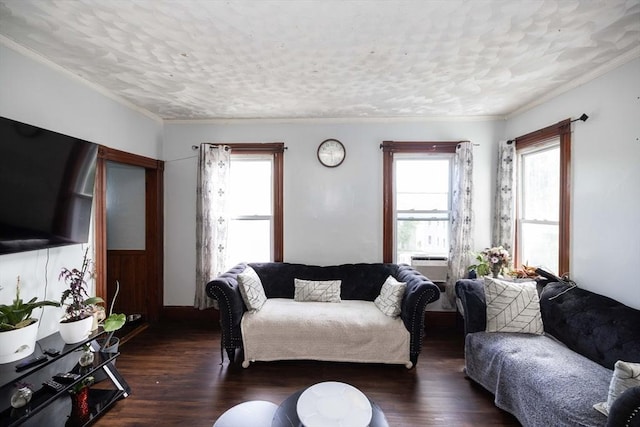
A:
<box><xmin>99</xmin><ymin>280</ymin><xmax>126</xmax><ymax>351</ymax></box>
<box><xmin>70</xmin><ymin>376</ymin><xmax>94</xmax><ymax>394</ymax></box>
<box><xmin>0</xmin><ymin>277</ymin><xmax>60</xmax><ymax>332</ymax></box>
<box><xmin>467</xmin><ymin>253</ymin><xmax>491</xmax><ymax>277</ymax></box>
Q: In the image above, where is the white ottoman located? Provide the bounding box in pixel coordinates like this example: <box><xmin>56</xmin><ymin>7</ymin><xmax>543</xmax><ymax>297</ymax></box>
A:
<box><xmin>213</xmin><ymin>400</ymin><xmax>278</xmax><ymax>427</ymax></box>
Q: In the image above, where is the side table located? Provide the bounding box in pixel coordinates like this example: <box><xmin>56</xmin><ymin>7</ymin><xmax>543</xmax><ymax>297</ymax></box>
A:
<box><xmin>272</xmin><ymin>387</ymin><xmax>389</xmax><ymax>427</ymax></box>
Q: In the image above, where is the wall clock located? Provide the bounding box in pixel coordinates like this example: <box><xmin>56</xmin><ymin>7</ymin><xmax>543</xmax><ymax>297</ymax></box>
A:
<box><xmin>317</xmin><ymin>139</ymin><xmax>346</xmax><ymax>168</ymax></box>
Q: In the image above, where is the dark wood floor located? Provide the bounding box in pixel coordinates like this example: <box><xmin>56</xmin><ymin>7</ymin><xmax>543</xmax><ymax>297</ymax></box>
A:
<box><xmin>95</xmin><ymin>319</ymin><xmax>520</xmax><ymax>426</ymax></box>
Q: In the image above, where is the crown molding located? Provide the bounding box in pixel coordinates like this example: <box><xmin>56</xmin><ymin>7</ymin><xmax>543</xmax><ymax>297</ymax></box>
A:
<box><xmin>164</xmin><ymin>114</ymin><xmax>503</xmax><ymax>125</ymax></box>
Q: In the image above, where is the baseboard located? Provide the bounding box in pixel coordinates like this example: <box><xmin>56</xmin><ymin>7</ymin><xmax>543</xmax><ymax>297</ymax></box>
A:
<box><xmin>161</xmin><ymin>306</ymin><xmax>219</xmax><ymax>326</ymax></box>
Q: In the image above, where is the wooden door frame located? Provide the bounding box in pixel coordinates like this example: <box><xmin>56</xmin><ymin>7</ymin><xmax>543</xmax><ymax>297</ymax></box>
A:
<box><xmin>94</xmin><ymin>146</ymin><xmax>164</xmax><ymax>321</ymax></box>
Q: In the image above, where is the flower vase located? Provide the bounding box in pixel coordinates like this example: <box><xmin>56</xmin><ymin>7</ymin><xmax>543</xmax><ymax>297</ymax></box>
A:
<box><xmin>491</xmin><ymin>265</ymin><xmax>501</xmax><ymax>278</ymax></box>
<box><xmin>66</xmin><ymin>387</ymin><xmax>90</xmax><ymax>427</ymax></box>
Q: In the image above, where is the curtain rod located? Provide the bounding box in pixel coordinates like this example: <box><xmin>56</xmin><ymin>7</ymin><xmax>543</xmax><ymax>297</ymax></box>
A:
<box><xmin>191</xmin><ymin>144</ymin><xmax>288</xmax><ymax>150</ymax></box>
<box><xmin>507</xmin><ymin>113</ymin><xmax>588</xmax><ymax>144</ymax></box>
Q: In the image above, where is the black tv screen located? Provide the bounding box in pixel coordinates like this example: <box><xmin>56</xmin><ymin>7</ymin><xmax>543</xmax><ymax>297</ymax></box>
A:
<box><xmin>0</xmin><ymin>116</ymin><xmax>98</xmax><ymax>255</ymax></box>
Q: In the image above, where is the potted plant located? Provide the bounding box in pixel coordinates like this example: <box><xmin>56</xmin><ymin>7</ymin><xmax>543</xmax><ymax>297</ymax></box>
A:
<box><xmin>58</xmin><ymin>248</ymin><xmax>104</xmax><ymax>344</ymax></box>
<box><xmin>0</xmin><ymin>277</ymin><xmax>60</xmax><ymax>363</ymax></box>
<box><xmin>467</xmin><ymin>246</ymin><xmax>511</xmax><ymax>278</ymax></box>
<box><xmin>97</xmin><ymin>280</ymin><xmax>126</xmax><ymax>352</ymax></box>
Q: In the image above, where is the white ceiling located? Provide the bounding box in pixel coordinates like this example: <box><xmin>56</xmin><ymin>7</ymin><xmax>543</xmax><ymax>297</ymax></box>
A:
<box><xmin>0</xmin><ymin>0</ymin><xmax>638</xmax><ymax>121</ymax></box>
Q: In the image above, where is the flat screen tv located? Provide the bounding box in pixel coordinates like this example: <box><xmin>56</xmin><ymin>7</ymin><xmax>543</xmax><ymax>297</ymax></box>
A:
<box><xmin>0</xmin><ymin>116</ymin><xmax>98</xmax><ymax>255</ymax></box>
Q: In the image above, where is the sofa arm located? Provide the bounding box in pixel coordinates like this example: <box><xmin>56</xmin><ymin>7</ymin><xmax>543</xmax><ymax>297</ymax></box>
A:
<box><xmin>455</xmin><ymin>279</ymin><xmax>486</xmax><ymax>334</ymax></box>
<box><xmin>607</xmin><ymin>386</ymin><xmax>640</xmax><ymax>427</ymax></box>
<box><xmin>205</xmin><ymin>263</ymin><xmax>248</xmax><ymax>352</ymax></box>
<box><xmin>396</xmin><ymin>264</ymin><xmax>441</xmax><ymax>366</ymax></box>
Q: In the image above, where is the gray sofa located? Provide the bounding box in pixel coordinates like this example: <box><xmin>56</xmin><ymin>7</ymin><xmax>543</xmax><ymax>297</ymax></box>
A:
<box><xmin>456</xmin><ymin>279</ymin><xmax>640</xmax><ymax>427</ymax></box>
<box><xmin>206</xmin><ymin>262</ymin><xmax>440</xmax><ymax>367</ymax></box>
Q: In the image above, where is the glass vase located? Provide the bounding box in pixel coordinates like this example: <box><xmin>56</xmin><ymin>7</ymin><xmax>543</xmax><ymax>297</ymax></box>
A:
<box><xmin>66</xmin><ymin>387</ymin><xmax>90</xmax><ymax>427</ymax></box>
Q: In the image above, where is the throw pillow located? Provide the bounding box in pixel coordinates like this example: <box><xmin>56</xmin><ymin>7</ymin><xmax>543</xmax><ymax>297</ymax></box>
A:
<box><xmin>594</xmin><ymin>360</ymin><xmax>640</xmax><ymax>416</ymax></box>
<box><xmin>374</xmin><ymin>275</ymin><xmax>406</xmax><ymax>317</ymax></box>
<box><xmin>484</xmin><ymin>276</ymin><xmax>543</xmax><ymax>335</ymax></box>
<box><xmin>237</xmin><ymin>266</ymin><xmax>267</xmax><ymax>311</ymax></box>
<box><xmin>294</xmin><ymin>279</ymin><xmax>341</xmax><ymax>302</ymax></box>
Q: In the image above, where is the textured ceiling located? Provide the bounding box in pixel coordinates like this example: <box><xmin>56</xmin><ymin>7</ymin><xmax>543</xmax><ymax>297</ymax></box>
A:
<box><xmin>0</xmin><ymin>0</ymin><xmax>639</xmax><ymax>120</ymax></box>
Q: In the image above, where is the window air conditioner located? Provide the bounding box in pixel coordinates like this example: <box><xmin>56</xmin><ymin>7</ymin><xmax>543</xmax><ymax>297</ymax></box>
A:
<box><xmin>411</xmin><ymin>256</ymin><xmax>448</xmax><ymax>284</ymax></box>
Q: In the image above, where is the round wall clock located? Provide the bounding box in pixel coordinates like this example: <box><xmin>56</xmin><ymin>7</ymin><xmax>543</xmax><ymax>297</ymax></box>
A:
<box><xmin>317</xmin><ymin>139</ymin><xmax>346</xmax><ymax>168</ymax></box>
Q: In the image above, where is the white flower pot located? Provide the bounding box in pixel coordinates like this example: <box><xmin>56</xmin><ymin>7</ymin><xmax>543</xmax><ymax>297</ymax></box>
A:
<box><xmin>58</xmin><ymin>316</ymin><xmax>93</xmax><ymax>344</ymax></box>
<box><xmin>0</xmin><ymin>321</ymin><xmax>38</xmax><ymax>364</ymax></box>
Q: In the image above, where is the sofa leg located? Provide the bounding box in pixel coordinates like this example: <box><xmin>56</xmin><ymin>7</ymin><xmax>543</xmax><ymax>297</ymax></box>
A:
<box><xmin>226</xmin><ymin>347</ymin><xmax>236</xmax><ymax>362</ymax></box>
<box><xmin>410</xmin><ymin>354</ymin><xmax>418</xmax><ymax>368</ymax></box>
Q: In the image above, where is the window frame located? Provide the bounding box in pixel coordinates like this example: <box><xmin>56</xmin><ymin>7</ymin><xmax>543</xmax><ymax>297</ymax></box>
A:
<box><xmin>514</xmin><ymin>119</ymin><xmax>571</xmax><ymax>275</ymax></box>
<box><xmin>225</xmin><ymin>143</ymin><xmax>284</xmax><ymax>262</ymax></box>
<box><xmin>381</xmin><ymin>141</ymin><xmax>460</xmax><ymax>263</ymax></box>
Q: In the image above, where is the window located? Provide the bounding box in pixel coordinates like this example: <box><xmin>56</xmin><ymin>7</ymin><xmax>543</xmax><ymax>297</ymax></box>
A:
<box><xmin>227</xmin><ymin>156</ymin><xmax>273</xmax><ymax>267</ymax></box>
<box><xmin>395</xmin><ymin>156</ymin><xmax>452</xmax><ymax>264</ymax></box>
<box><xmin>223</xmin><ymin>143</ymin><xmax>284</xmax><ymax>269</ymax></box>
<box><xmin>382</xmin><ymin>141</ymin><xmax>459</xmax><ymax>263</ymax></box>
<box><xmin>514</xmin><ymin>120</ymin><xmax>571</xmax><ymax>275</ymax></box>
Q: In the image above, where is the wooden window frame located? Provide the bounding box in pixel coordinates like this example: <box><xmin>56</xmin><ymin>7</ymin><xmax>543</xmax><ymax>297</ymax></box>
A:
<box><xmin>514</xmin><ymin>119</ymin><xmax>571</xmax><ymax>275</ymax></box>
<box><xmin>224</xmin><ymin>143</ymin><xmax>284</xmax><ymax>262</ymax></box>
<box><xmin>381</xmin><ymin>141</ymin><xmax>461</xmax><ymax>263</ymax></box>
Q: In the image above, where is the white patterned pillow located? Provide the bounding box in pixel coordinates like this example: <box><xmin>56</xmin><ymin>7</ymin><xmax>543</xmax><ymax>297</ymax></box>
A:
<box><xmin>594</xmin><ymin>360</ymin><xmax>640</xmax><ymax>416</ymax></box>
<box><xmin>294</xmin><ymin>279</ymin><xmax>341</xmax><ymax>302</ymax></box>
<box><xmin>374</xmin><ymin>275</ymin><xmax>406</xmax><ymax>317</ymax></box>
<box><xmin>237</xmin><ymin>266</ymin><xmax>267</xmax><ymax>311</ymax></box>
<box><xmin>484</xmin><ymin>277</ymin><xmax>543</xmax><ymax>334</ymax></box>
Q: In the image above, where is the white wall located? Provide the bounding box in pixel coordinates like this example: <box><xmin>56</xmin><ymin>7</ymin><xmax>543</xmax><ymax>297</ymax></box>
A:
<box><xmin>163</xmin><ymin>119</ymin><xmax>501</xmax><ymax>305</ymax></box>
<box><xmin>0</xmin><ymin>43</ymin><xmax>163</xmax><ymax>338</ymax></box>
<box><xmin>505</xmin><ymin>58</ymin><xmax>640</xmax><ymax>309</ymax></box>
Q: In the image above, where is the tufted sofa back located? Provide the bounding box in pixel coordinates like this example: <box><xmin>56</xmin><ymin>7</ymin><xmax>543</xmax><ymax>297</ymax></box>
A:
<box><xmin>248</xmin><ymin>262</ymin><xmax>399</xmax><ymax>301</ymax></box>
<box><xmin>540</xmin><ymin>282</ymin><xmax>640</xmax><ymax>370</ymax></box>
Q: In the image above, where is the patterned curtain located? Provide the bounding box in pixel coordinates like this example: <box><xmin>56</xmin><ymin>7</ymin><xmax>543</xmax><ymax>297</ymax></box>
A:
<box><xmin>492</xmin><ymin>140</ymin><xmax>516</xmax><ymax>254</ymax></box>
<box><xmin>194</xmin><ymin>144</ymin><xmax>231</xmax><ymax>310</ymax></box>
<box><xmin>444</xmin><ymin>141</ymin><xmax>474</xmax><ymax>309</ymax></box>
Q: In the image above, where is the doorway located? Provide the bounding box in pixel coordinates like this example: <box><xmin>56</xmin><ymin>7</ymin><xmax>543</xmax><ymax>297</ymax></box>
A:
<box><xmin>94</xmin><ymin>146</ymin><xmax>164</xmax><ymax>325</ymax></box>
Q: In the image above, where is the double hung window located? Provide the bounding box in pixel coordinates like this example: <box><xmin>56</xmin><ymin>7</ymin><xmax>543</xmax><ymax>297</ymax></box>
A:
<box><xmin>222</xmin><ymin>143</ymin><xmax>284</xmax><ymax>270</ymax></box>
<box><xmin>227</xmin><ymin>156</ymin><xmax>273</xmax><ymax>267</ymax></box>
<box><xmin>382</xmin><ymin>141</ymin><xmax>458</xmax><ymax>263</ymax></box>
<box><xmin>395</xmin><ymin>156</ymin><xmax>452</xmax><ymax>264</ymax></box>
<box><xmin>514</xmin><ymin>120</ymin><xmax>571</xmax><ymax>275</ymax></box>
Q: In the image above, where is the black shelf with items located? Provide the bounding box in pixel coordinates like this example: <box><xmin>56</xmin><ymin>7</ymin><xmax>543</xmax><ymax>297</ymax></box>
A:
<box><xmin>0</xmin><ymin>329</ymin><xmax>130</xmax><ymax>427</ymax></box>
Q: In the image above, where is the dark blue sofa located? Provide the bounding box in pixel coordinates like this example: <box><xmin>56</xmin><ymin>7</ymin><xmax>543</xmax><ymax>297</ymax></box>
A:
<box><xmin>456</xmin><ymin>279</ymin><xmax>640</xmax><ymax>427</ymax></box>
<box><xmin>206</xmin><ymin>262</ymin><xmax>440</xmax><ymax>366</ymax></box>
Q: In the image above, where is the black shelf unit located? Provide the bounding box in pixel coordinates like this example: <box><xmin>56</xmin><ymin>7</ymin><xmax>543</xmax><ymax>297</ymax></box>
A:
<box><xmin>0</xmin><ymin>330</ymin><xmax>130</xmax><ymax>426</ymax></box>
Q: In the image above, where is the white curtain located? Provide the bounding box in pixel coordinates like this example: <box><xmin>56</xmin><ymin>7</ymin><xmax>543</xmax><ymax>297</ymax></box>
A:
<box><xmin>195</xmin><ymin>144</ymin><xmax>231</xmax><ymax>310</ymax></box>
<box><xmin>492</xmin><ymin>140</ymin><xmax>516</xmax><ymax>254</ymax></box>
<box><xmin>444</xmin><ymin>141</ymin><xmax>474</xmax><ymax>309</ymax></box>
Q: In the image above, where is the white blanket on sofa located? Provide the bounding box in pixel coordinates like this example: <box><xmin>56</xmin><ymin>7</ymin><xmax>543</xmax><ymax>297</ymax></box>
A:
<box><xmin>240</xmin><ymin>298</ymin><xmax>412</xmax><ymax>367</ymax></box>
